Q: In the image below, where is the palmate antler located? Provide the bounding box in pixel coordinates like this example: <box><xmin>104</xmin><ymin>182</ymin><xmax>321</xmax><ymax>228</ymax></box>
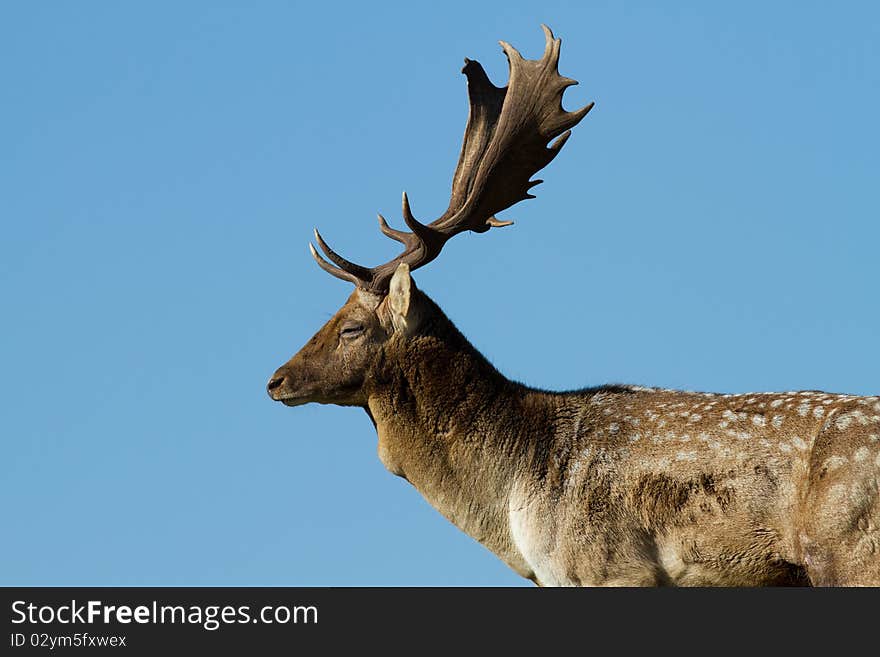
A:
<box><xmin>310</xmin><ymin>25</ymin><xmax>593</xmax><ymax>293</ymax></box>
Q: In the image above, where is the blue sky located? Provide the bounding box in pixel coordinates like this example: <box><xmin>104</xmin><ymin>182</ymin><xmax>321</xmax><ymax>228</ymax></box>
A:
<box><xmin>2</xmin><ymin>2</ymin><xmax>877</xmax><ymax>586</ymax></box>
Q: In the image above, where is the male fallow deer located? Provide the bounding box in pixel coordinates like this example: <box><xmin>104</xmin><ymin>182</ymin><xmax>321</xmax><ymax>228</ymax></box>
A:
<box><xmin>268</xmin><ymin>26</ymin><xmax>880</xmax><ymax>586</ymax></box>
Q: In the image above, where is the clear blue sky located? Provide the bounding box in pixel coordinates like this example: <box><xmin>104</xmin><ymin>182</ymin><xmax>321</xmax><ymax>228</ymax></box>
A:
<box><xmin>2</xmin><ymin>2</ymin><xmax>877</xmax><ymax>586</ymax></box>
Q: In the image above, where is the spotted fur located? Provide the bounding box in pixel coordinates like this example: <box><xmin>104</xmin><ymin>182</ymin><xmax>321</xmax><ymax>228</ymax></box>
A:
<box><xmin>268</xmin><ymin>275</ymin><xmax>880</xmax><ymax>586</ymax></box>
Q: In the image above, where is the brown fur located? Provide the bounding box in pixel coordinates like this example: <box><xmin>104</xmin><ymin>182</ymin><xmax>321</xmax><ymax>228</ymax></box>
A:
<box><xmin>268</xmin><ymin>275</ymin><xmax>880</xmax><ymax>586</ymax></box>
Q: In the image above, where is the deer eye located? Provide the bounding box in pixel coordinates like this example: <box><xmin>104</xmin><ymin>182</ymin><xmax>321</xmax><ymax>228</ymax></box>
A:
<box><xmin>339</xmin><ymin>322</ymin><xmax>365</xmax><ymax>339</ymax></box>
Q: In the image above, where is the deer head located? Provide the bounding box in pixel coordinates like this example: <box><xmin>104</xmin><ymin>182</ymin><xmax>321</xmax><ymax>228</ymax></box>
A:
<box><xmin>267</xmin><ymin>25</ymin><xmax>592</xmax><ymax>408</ymax></box>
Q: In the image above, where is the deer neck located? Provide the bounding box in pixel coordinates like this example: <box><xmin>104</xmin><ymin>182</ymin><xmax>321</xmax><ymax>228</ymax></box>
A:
<box><xmin>364</xmin><ymin>322</ymin><xmax>544</xmax><ymax>574</ymax></box>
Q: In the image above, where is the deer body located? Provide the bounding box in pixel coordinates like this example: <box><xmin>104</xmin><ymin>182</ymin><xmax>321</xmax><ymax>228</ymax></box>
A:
<box><xmin>267</xmin><ymin>27</ymin><xmax>880</xmax><ymax>585</ymax></box>
<box><xmin>505</xmin><ymin>387</ymin><xmax>879</xmax><ymax>586</ymax></box>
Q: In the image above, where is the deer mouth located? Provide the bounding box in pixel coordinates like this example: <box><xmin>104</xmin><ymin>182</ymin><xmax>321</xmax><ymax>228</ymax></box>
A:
<box><xmin>279</xmin><ymin>395</ymin><xmax>309</xmax><ymax>407</ymax></box>
<box><xmin>271</xmin><ymin>383</ymin><xmax>364</xmax><ymax>408</ymax></box>
<box><xmin>268</xmin><ymin>391</ymin><xmax>310</xmax><ymax>407</ymax></box>
<box><xmin>267</xmin><ymin>384</ymin><xmax>311</xmax><ymax>406</ymax></box>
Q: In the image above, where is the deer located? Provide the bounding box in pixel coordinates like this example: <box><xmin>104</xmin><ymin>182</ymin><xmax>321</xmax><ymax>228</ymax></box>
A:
<box><xmin>267</xmin><ymin>26</ymin><xmax>880</xmax><ymax>586</ymax></box>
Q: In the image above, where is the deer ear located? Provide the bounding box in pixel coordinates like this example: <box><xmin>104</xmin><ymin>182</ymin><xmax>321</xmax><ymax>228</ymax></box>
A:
<box><xmin>388</xmin><ymin>263</ymin><xmax>412</xmax><ymax>329</ymax></box>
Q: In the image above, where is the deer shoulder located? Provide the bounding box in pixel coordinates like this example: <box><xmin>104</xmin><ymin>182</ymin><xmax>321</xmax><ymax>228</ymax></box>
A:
<box><xmin>267</xmin><ymin>26</ymin><xmax>880</xmax><ymax>587</ymax></box>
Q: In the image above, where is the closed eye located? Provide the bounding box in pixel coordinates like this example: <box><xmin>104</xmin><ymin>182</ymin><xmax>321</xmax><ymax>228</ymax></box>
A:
<box><xmin>340</xmin><ymin>323</ymin><xmax>365</xmax><ymax>339</ymax></box>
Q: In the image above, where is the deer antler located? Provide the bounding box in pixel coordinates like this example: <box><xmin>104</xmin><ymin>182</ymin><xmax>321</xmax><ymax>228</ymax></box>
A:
<box><xmin>311</xmin><ymin>25</ymin><xmax>593</xmax><ymax>292</ymax></box>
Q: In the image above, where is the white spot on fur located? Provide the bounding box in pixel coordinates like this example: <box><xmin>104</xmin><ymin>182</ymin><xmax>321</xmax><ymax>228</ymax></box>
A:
<box><xmin>772</xmin><ymin>415</ymin><xmax>784</xmax><ymax>429</ymax></box>
<box><xmin>791</xmin><ymin>436</ymin><xmax>807</xmax><ymax>451</ymax></box>
<box><xmin>752</xmin><ymin>415</ymin><xmax>766</xmax><ymax>427</ymax></box>
<box><xmin>675</xmin><ymin>451</ymin><xmax>697</xmax><ymax>462</ymax></box>
<box><xmin>698</xmin><ymin>432</ymin><xmax>721</xmax><ymax>450</ymax></box>
<box><xmin>797</xmin><ymin>403</ymin><xmax>811</xmax><ymax>417</ymax></box>
<box><xmin>812</xmin><ymin>406</ymin><xmax>825</xmax><ymax>418</ymax></box>
<box><xmin>835</xmin><ymin>415</ymin><xmax>853</xmax><ymax>430</ymax></box>
<box><xmin>688</xmin><ymin>413</ymin><xmax>702</xmax><ymax>423</ymax></box>
<box><xmin>770</xmin><ymin>399</ymin><xmax>784</xmax><ymax>409</ymax></box>
<box><xmin>827</xmin><ymin>483</ymin><xmax>848</xmax><ymax>505</ymax></box>
<box><xmin>821</xmin><ymin>456</ymin><xmax>848</xmax><ymax>473</ymax></box>
<box><xmin>854</xmin><ymin>447</ymin><xmax>870</xmax><ymax>462</ymax></box>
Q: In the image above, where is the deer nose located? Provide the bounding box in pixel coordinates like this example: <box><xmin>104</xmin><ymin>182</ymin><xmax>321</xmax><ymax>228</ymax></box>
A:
<box><xmin>267</xmin><ymin>374</ymin><xmax>286</xmax><ymax>398</ymax></box>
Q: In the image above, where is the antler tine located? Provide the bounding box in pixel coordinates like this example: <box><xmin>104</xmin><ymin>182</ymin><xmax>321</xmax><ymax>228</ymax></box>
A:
<box><xmin>308</xmin><ymin>243</ymin><xmax>364</xmax><ymax>287</ymax></box>
<box><xmin>400</xmin><ymin>192</ymin><xmax>449</xmax><ymax>251</ymax></box>
<box><xmin>377</xmin><ymin>213</ymin><xmax>412</xmax><ymax>246</ymax></box>
<box><xmin>307</xmin><ymin>26</ymin><xmax>591</xmax><ymax>293</ymax></box>
<box><xmin>486</xmin><ymin>216</ymin><xmax>514</xmax><ymax>228</ymax></box>
<box><xmin>540</xmin><ymin>24</ymin><xmax>556</xmax><ymax>59</ymax></box>
<box><xmin>400</xmin><ymin>192</ymin><xmax>435</xmax><ymax>242</ymax></box>
<box><xmin>313</xmin><ymin>229</ymin><xmax>374</xmax><ymax>281</ymax></box>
